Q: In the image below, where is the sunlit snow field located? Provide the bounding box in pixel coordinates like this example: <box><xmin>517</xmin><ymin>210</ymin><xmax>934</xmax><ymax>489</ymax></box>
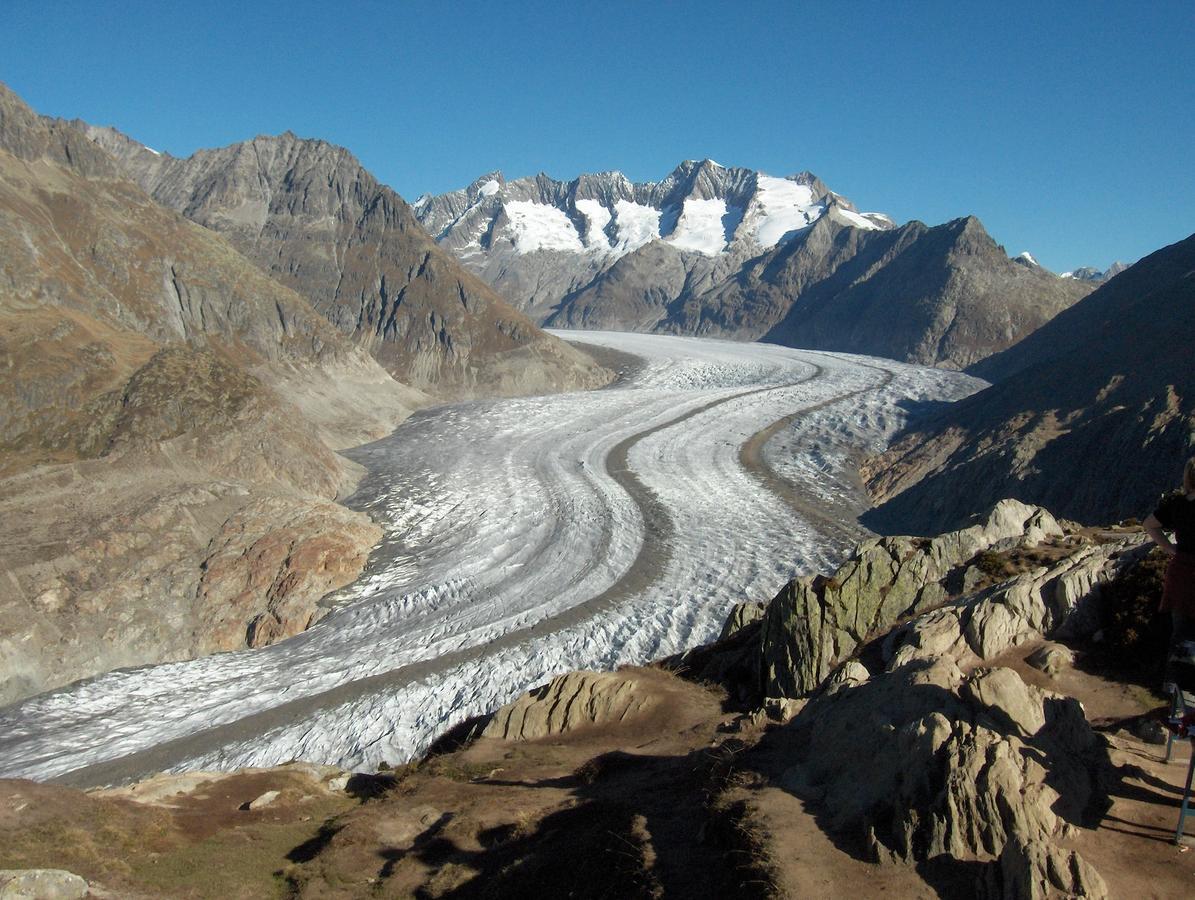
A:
<box><xmin>0</xmin><ymin>332</ymin><xmax>982</xmax><ymax>784</ymax></box>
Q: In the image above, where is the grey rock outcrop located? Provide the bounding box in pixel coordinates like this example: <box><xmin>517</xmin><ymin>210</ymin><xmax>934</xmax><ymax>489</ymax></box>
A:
<box><xmin>782</xmin><ymin>657</ymin><xmax>1108</xmax><ymax>897</ymax></box>
<box><xmin>866</xmin><ymin>232</ymin><xmax>1195</xmax><ymax>533</ymax></box>
<box><xmin>760</xmin><ymin>499</ymin><xmax>1064</xmax><ymax>697</ymax></box>
<box><xmin>483</xmin><ymin>669</ymin><xmax>669</xmax><ymax>741</ymax></box>
<box><xmin>881</xmin><ymin>534</ymin><xmax>1148</xmax><ymax>673</ymax></box>
<box><xmin>745</xmin><ymin>501</ymin><xmax>1155</xmax><ymax>894</ymax></box>
<box><xmin>0</xmin><ymin>869</ymin><xmax>88</xmax><ymax>900</ymax></box>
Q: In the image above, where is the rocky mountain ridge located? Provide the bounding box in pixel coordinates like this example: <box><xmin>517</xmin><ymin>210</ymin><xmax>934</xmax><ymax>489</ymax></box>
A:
<box><xmin>419</xmin><ymin>161</ymin><xmax>1093</xmax><ymax>368</ymax></box>
<box><xmin>864</xmin><ymin>231</ymin><xmax>1195</xmax><ymax>533</ymax></box>
<box><xmin>0</xmin><ymin>83</ymin><xmax>415</xmax><ymax>702</ymax></box>
<box><xmin>414</xmin><ymin>161</ymin><xmax>889</xmax><ymax>320</ymax></box>
<box><xmin>78</xmin><ymin>123</ymin><xmax>608</xmax><ymax>398</ymax></box>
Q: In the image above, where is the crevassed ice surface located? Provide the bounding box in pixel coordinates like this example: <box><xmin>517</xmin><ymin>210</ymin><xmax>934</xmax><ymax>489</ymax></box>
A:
<box><xmin>0</xmin><ymin>333</ymin><xmax>982</xmax><ymax>783</ymax></box>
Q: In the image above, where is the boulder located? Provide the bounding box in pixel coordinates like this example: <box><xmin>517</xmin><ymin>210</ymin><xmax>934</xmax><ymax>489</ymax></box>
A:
<box><xmin>0</xmin><ymin>869</ymin><xmax>88</xmax><ymax>900</ymax></box>
<box><xmin>483</xmin><ymin>670</ymin><xmax>661</xmax><ymax>741</ymax></box>
<box><xmin>243</xmin><ymin>789</ymin><xmax>281</xmax><ymax>810</ymax></box>
<box><xmin>1026</xmin><ymin>643</ymin><xmax>1075</xmax><ymax>676</ymax></box>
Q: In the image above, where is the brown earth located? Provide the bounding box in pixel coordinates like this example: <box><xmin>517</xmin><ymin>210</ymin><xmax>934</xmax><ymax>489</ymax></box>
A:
<box><xmin>1</xmin><ymin>649</ymin><xmax>1189</xmax><ymax>898</ymax></box>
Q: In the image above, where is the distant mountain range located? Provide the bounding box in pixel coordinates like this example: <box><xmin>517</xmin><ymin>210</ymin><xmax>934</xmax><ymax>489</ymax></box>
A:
<box><xmin>865</xmin><ymin>231</ymin><xmax>1195</xmax><ymax>532</ymax></box>
<box><xmin>416</xmin><ymin>162</ymin><xmax>1093</xmax><ymax>368</ymax></box>
<box><xmin>1060</xmin><ymin>261</ymin><xmax>1129</xmax><ymax>283</ymax></box>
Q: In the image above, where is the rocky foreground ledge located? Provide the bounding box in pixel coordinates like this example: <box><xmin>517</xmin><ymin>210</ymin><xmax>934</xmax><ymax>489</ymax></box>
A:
<box><xmin>0</xmin><ymin>500</ymin><xmax>1184</xmax><ymax>898</ymax></box>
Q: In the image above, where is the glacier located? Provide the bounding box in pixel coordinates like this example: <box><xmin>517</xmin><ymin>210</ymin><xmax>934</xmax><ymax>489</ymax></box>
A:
<box><xmin>0</xmin><ymin>333</ymin><xmax>982</xmax><ymax>785</ymax></box>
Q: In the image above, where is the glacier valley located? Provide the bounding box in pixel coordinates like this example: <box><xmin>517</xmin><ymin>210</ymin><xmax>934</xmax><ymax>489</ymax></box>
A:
<box><xmin>0</xmin><ymin>333</ymin><xmax>982</xmax><ymax>785</ymax></box>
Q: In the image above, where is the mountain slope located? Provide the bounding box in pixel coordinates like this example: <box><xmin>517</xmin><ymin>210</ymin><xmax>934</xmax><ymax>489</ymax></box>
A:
<box><xmin>80</xmin><ymin>125</ymin><xmax>606</xmax><ymax>397</ymax></box>
<box><xmin>751</xmin><ymin>214</ymin><xmax>1087</xmax><ymax>368</ymax></box>
<box><xmin>863</xmin><ymin>232</ymin><xmax>1195</xmax><ymax>532</ymax></box>
<box><xmin>420</xmin><ymin>162</ymin><xmax>1090</xmax><ymax>368</ymax></box>
<box><xmin>0</xmin><ymin>83</ymin><xmax>420</xmax><ymax>702</ymax></box>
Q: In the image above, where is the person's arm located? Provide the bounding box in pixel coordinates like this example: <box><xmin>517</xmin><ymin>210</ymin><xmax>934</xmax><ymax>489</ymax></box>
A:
<box><xmin>1145</xmin><ymin>513</ymin><xmax>1178</xmax><ymax>556</ymax></box>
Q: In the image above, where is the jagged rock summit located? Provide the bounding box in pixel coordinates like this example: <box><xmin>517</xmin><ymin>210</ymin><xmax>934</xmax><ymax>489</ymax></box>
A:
<box><xmin>418</xmin><ymin>162</ymin><xmax>1092</xmax><ymax>368</ymax></box>
<box><xmin>1062</xmin><ymin>260</ymin><xmax>1130</xmax><ymax>283</ymax></box>
<box><xmin>79</xmin><ymin>123</ymin><xmax>608</xmax><ymax>398</ymax></box>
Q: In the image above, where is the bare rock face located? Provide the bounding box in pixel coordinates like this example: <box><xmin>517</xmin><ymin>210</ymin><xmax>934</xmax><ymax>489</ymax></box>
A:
<box><xmin>760</xmin><ymin>500</ymin><xmax>1064</xmax><ymax>697</ymax></box>
<box><xmin>677</xmin><ymin>213</ymin><xmax>1092</xmax><ymax>369</ymax></box>
<box><xmin>80</xmin><ymin>124</ymin><xmax>609</xmax><ymax>398</ymax></box>
<box><xmin>483</xmin><ymin>670</ymin><xmax>665</xmax><ymax>741</ymax></box>
<box><xmin>0</xmin><ymin>83</ymin><xmax>418</xmax><ymax>702</ymax></box>
<box><xmin>783</xmin><ymin>656</ymin><xmax>1109</xmax><ymax>898</ymax></box>
<box><xmin>718</xmin><ymin>601</ymin><xmax>766</xmax><ymax>640</ymax></box>
<box><xmin>865</xmin><ymin>232</ymin><xmax>1195</xmax><ymax>533</ymax></box>
<box><xmin>196</xmin><ymin>496</ymin><xmax>381</xmax><ymax>651</ymax></box>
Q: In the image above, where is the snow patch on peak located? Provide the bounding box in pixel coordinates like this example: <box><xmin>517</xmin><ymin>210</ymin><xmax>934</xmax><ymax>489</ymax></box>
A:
<box><xmin>478</xmin><ymin>179</ymin><xmax>500</xmax><ymax>197</ymax></box>
<box><xmin>575</xmin><ymin>199</ymin><xmax>613</xmax><ymax>251</ymax></box>
<box><xmin>1017</xmin><ymin>251</ymin><xmax>1039</xmax><ymax>266</ymax></box>
<box><xmin>503</xmin><ymin>201</ymin><xmax>584</xmax><ymax>254</ymax></box>
<box><xmin>667</xmin><ymin>197</ymin><xmax>735</xmax><ymax>255</ymax></box>
<box><xmin>611</xmin><ymin>200</ymin><xmax>661</xmax><ymax>254</ymax></box>
<box><xmin>833</xmin><ymin>206</ymin><xmax>882</xmax><ymax>231</ymax></box>
<box><xmin>751</xmin><ymin>175</ymin><xmax>823</xmax><ymax>248</ymax></box>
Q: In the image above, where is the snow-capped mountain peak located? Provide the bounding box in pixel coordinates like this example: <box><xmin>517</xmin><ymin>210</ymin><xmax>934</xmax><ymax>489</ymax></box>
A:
<box><xmin>417</xmin><ymin>161</ymin><xmax>888</xmax><ymax>261</ymax></box>
<box><xmin>412</xmin><ymin>161</ymin><xmax>894</xmax><ymax>319</ymax></box>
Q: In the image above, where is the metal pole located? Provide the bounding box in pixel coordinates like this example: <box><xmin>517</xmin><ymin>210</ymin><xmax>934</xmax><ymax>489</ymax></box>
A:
<box><xmin>1168</xmin><ymin>688</ymin><xmax>1184</xmax><ymax>763</ymax></box>
<box><xmin>1176</xmin><ymin>739</ymin><xmax>1195</xmax><ymax>844</ymax></box>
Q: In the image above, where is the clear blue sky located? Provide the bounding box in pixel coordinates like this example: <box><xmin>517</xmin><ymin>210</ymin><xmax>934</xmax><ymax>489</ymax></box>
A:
<box><xmin>3</xmin><ymin>1</ymin><xmax>1192</xmax><ymax>272</ymax></box>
